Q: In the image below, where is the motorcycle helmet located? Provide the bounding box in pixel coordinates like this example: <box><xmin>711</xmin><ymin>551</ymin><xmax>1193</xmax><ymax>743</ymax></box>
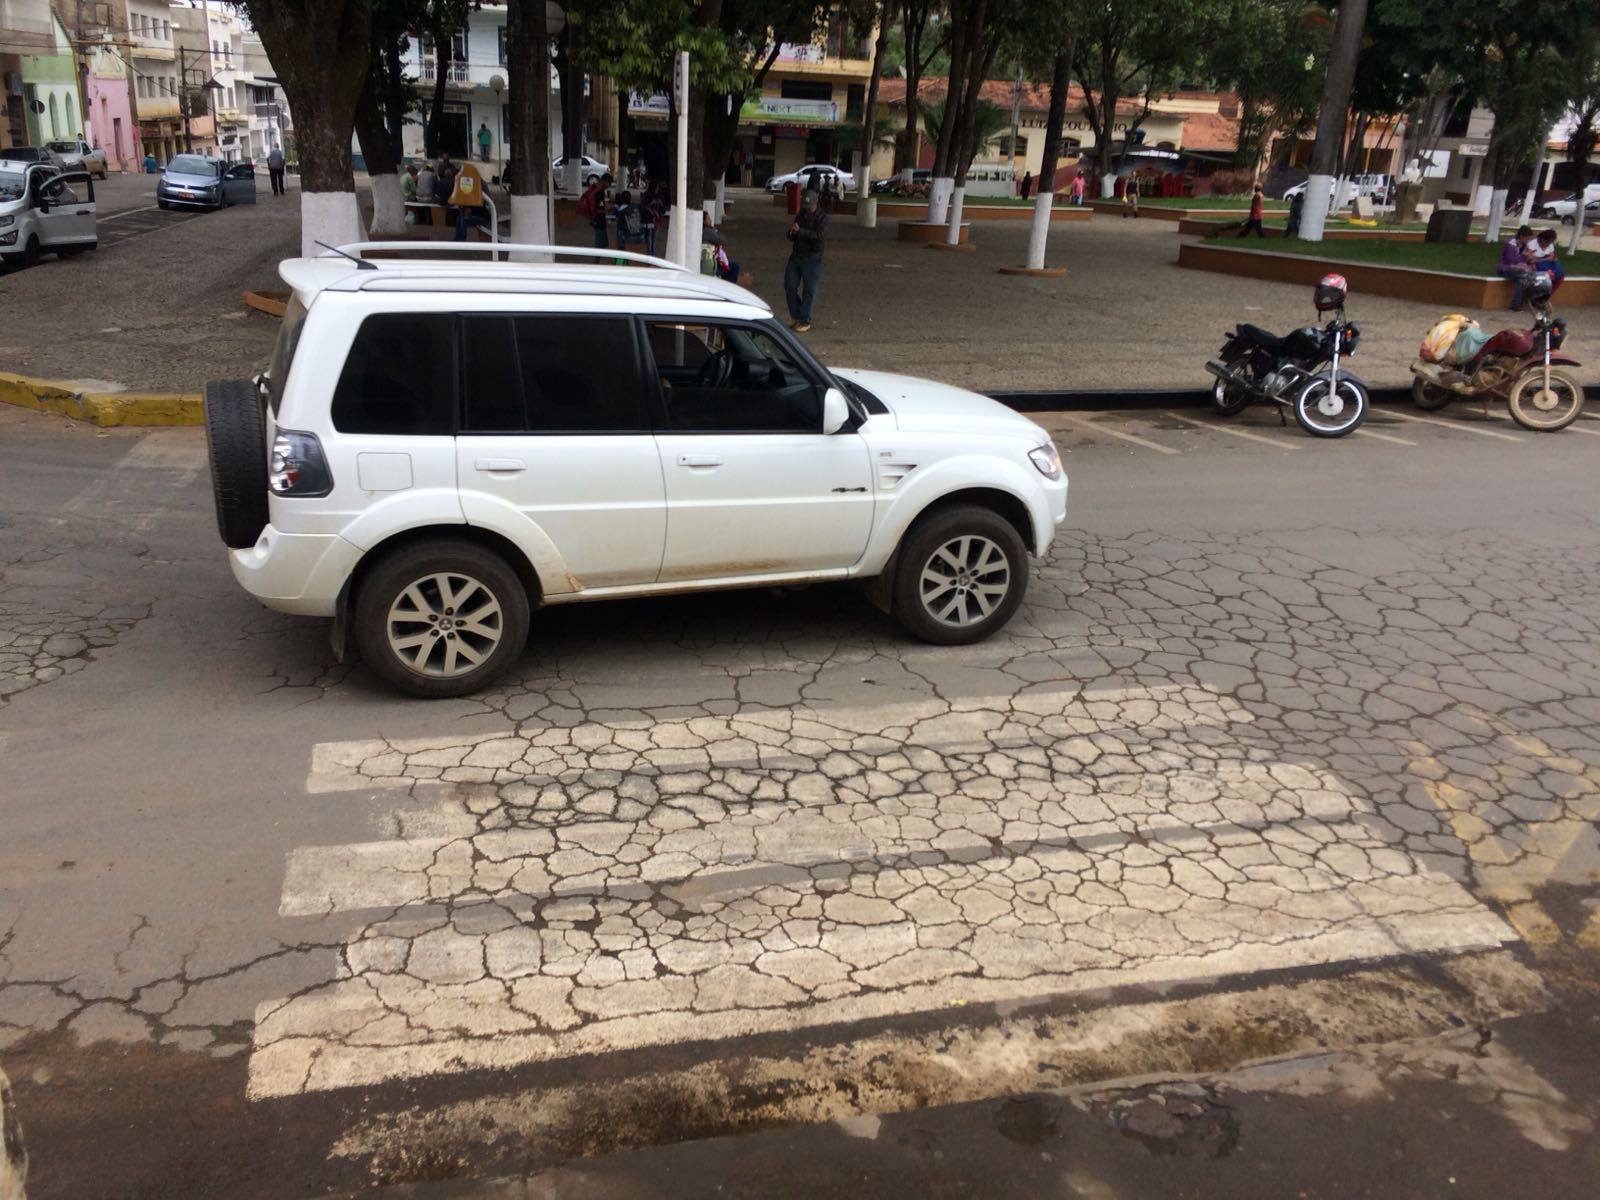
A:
<box><xmin>1314</xmin><ymin>272</ymin><xmax>1348</xmax><ymax>312</ymax></box>
<box><xmin>1525</xmin><ymin>271</ymin><xmax>1554</xmax><ymax>307</ymax></box>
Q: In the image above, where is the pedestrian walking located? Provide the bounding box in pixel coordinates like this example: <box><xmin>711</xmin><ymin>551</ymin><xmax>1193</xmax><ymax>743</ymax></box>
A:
<box><xmin>1020</xmin><ymin>170</ymin><xmax>1033</xmax><ymax>200</ymax></box>
<box><xmin>614</xmin><ymin>191</ymin><xmax>648</xmax><ymax>253</ymax></box>
<box><xmin>1070</xmin><ymin>172</ymin><xmax>1085</xmax><ymax>206</ymax></box>
<box><xmin>579</xmin><ymin>172</ymin><xmax>612</xmax><ymax>248</ymax></box>
<box><xmin>784</xmin><ymin>188</ymin><xmax>827</xmax><ymax>333</ymax></box>
<box><xmin>476</xmin><ymin>122</ymin><xmax>492</xmax><ymax>163</ymax></box>
<box><xmin>641</xmin><ymin>182</ymin><xmax>663</xmax><ymax>256</ymax></box>
<box><xmin>266</xmin><ymin>144</ymin><xmax>286</xmax><ymax>196</ymax></box>
<box><xmin>1284</xmin><ymin>190</ymin><xmax>1303</xmax><ymax>238</ymax></box>
<box><xmin>1121</xmin><ymin>178</ymin><xmax>1139</xmax><ymax>218</ymax></box>
<box><xmin>1237</xmin><ymin>182</ymin><xmax>1266</xmax><ymax>237</ymax></box>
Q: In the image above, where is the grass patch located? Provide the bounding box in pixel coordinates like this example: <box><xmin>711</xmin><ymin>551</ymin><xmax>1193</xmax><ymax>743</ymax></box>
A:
<box><xmin>844</xmin><ymin>193</ymin><xmax>1039</xmax><ymax>207</ymax></box>
<box><xmin>1140</xmin><ymin>195</ymin><xmax>1288</xmax><ymax>210</ymax></box>
<box><xmin>1224</xmin><ymin>237</ymin><xmax>1600</xmax><ymax>276</ymax></box>
<box><xmin>1203</xmin><ymin>219</ymin><xmax>1433</xmax><ymax>234</ymax></box>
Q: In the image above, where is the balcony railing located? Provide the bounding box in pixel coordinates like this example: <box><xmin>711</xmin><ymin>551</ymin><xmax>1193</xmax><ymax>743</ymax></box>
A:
<box><xmin>419</xmin><ymin>60</ymin><xmax>471</xmax><ymax>84</ymax></box>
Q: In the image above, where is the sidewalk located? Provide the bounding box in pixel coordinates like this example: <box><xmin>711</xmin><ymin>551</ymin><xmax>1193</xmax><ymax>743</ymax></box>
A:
<box><xmin>341</xmin><ymin>1004</ymin><xmax>1600</xmax><ymax>1200</ymax></box>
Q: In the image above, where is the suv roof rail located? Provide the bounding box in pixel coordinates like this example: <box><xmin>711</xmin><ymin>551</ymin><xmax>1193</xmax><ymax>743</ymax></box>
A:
<box><xmin>322</xmin><ymin>242</ymin><xmax>693</xmax><ymax>273</ymax></box>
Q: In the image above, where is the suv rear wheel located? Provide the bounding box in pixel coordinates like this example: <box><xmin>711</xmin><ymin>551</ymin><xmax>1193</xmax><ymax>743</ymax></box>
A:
<box><xmin>891</xmin><ymin>505</ymin><xmax>1028</xmax><ymax>645</ymax></box>
<box><xmin>354</xmin><ymin>540</ymin><xmax>531</xmax><ymax>698</ymax></box>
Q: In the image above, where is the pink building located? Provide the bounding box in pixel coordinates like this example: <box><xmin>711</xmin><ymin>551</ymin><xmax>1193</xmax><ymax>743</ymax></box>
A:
<box><xmin>85</xmin><ymin>43</ymin><xmax>137</xmax><ymax>172</ymax></box>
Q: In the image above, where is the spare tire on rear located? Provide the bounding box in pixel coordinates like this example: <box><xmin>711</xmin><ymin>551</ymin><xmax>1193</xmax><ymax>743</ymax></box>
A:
<box><xmin>203</xmin><ymin>378</ymin><xmax>270</xmax><ymax>549</ymax></box>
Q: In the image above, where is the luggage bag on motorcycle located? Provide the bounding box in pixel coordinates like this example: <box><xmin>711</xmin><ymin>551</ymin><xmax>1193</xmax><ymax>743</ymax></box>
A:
<box><xmin>1420</xmin><ymin>314</ymin><xmax>1473</xmax><ymax>363</ymax></box>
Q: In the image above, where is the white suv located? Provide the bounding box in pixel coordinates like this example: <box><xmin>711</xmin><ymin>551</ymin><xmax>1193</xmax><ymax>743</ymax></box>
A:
<box><xmin>204</xmin><ymin>244</ymin><xmax>1068</xmax><ymax>697</ymax></box>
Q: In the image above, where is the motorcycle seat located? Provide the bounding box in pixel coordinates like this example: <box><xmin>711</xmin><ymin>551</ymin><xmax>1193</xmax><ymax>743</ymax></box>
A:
<box><xmin>1238</xmin><ymin>324</ymin><xmax>1285</xmax><ymax>354</ymax></box>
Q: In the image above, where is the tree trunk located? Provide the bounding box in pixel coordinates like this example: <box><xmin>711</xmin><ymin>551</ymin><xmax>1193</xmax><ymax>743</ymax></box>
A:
<box><xmin>1299</xmin><ymin>0</ymin><xmax>1370</xmax><ymax>242</ymax></box>
<box><xmin>946</xmin><ymin>3</ymin><xmax>995</xmax><ymax>244</ymax></box>
<box><xmin>928</xmin><ymin>0</ymin><xmax>972</xmax><ymax>222</ymax></box>
<box><xmin>897</xmin><ymin>0</ymin><xmax>923</xmax><ymax>174</ymax></box>
<box><xmin>241</xmin><ymin>0</ymin><xmax>370</xmax><ymax>256</ymax></box>
<box><xmin>426</xmin><ymin>20</ymin><xmax>450</xmax><ymax>156</ymax></box>
<box><xmin>506</xmin><ymin>0</ymin><xmax>551</xmax><ymax>248</ymax></box>
<box><xmin>857</xmin><ymin>2</ymin><xmax>890</xmax><ymax>197</ymax></box>
<box><xmin>354</xmin><ymin>80</ymin><xmax>403</xmax><ymax>234</ymax></box>
<box><xmin>556</xmin><ymin>22</ymin><xmax>584</xmax><ymax>169</ymax></box>
<box><xmin>1025</xmin><ymin>39</ymin><xmax>1075</xmax><ymax>271</ymax></box>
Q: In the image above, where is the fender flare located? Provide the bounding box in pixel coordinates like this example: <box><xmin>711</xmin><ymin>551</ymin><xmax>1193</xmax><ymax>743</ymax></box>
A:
<box><xmin>860</xmin><ymin>456</ymin><xmax>1054</xmax><ymax>575</ymax></box>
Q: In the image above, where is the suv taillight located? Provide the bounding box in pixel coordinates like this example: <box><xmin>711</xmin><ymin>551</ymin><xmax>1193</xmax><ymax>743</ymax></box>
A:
<box><xmin>269</xmin><ymin>430</ymin><xmax>333</xmax><ymax>496</ymax></box>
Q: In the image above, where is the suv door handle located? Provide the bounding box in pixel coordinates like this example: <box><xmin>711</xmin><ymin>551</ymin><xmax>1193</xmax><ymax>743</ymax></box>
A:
<box><xmin>677</xmin><ymin>454</ymin><xmax>723</xmax><ymax>468</ymax></box>
<box><xmin>474</xmin><ymin>457</ymin><xmax>526</xmax><ymax>472</ymax></box>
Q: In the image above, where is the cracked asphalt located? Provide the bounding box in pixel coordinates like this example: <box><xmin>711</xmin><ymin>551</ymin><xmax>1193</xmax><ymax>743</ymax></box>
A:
<box><xmin>1</xmin><ymin>398</ymin><xmax>1599</xmax><ymax>1196</ymax></box>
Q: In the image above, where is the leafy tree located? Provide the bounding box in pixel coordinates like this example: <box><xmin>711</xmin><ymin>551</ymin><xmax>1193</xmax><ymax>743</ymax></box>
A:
<box><xmin>422</xmin><ymin>0</ymin><xmax>478</xmax><ymax>155</ymax></box>
<box><xmin>918</xmin><ymin>95</ymin><xmax>1009</xmax><ymax>156</ymax></box>
<box><xmin>355</xmin><ymin>0</ymin><xmax>425</xmax><ymax>231</ymax></box>
<box><xmin>894</xmin><ymin>0</ymin><xmax>951</xmax><ymax>171</ymax></box>
<box><xmin>1564</xmin><ymin>41</ymin><xmax>1600</xmax><ymax>197</ymax></box>
<box><xmin>1206</xmin><ymin>0</ymin><xmax>1324</xmax><ymax>168</ymax></box>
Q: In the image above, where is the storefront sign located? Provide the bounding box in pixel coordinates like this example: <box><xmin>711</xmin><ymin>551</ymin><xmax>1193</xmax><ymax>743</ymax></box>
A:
<box><xmin>740</xmin><ymin>96</ymin><xmax>837</xmax><ymax>125</ymax></box>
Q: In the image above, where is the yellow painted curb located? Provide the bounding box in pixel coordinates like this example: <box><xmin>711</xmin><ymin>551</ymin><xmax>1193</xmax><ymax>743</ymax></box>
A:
<box><xmin>0</xmin><ymin>370</ymin><xmax>202</xmax><ymax>426</ymax></box>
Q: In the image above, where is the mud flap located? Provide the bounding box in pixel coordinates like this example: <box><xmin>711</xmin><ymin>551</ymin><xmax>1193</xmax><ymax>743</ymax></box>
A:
<box><xmin>329</xmin><ymin>577</ymin><xmax>352</xmax><ymax>664</ymax></box>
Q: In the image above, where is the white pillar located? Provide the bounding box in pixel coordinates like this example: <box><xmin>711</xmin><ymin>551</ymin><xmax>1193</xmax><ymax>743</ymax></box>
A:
<box><xmin>1484</xmin><ymin>187</ymin><xmax>1508</xmax><ymax>243</ymax></box>
<box><xmin>1570</xmin><ymin>183</ymin><xmax>1596</xmax><ymax>255</ymax></box>
<box><xmin>713</xmin><ymin>177</ymin><xmax>726</xmax><ymax>224</ymax></box>
<box><xmin>1025</xmin><ymin>190</ymin><xmax>1053</xmax><ymax>269</ymax></box>
<box><xmin>854</xmin><ymin>148</ymin><xmax>874</xmax><ymax>227</ymax></box>
<box><xmin>508</xmin><ymin>194</ymin><xmax>552</xmax><ymax>257</ymax></box>
<box><xmin>1519</xmin><ymin>155</ymin><xmax>1548</xmax><ymax>224</ymax></box>
<box><xmin>928</xmin><ymin>175</ymin><xmax>954</xmax><ymax>224</ymax></box>
<box><xmin>368</xmin><ymin>173</ymin><xmax>405</xmax><ymax>234</ymax></box>
<box><xmin>945</xmin><ymin>184</ymin><xmax>965</xmax><ymax>244</ymax></box>
<box><xmin>1299</xmin><ymin>174</ymin><xmax>1334</xmax><ymax>242</ymax></box>
<box><xmin>1100</xmin><ymin>172</ymin><xmax>1115</xmax><ymax>199</ymax></box>
<box><xmin>300</xmin><ymin>191</ymin><xmax>363</xmax><ymax>258</ymax></box>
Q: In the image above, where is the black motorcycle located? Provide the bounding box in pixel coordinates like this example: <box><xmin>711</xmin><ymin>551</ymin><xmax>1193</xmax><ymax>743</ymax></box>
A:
<box><xmin>1205</xmin><ymin>275</ymin><xmax>1370</xmax><ymax>438</ymax></box>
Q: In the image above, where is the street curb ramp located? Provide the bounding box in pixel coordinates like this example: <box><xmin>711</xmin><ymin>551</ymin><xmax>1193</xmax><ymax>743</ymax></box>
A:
<box><xmin>0</xmin><ymin>370</ymin><xmax>201</xmax><ymax>427</ymax></box>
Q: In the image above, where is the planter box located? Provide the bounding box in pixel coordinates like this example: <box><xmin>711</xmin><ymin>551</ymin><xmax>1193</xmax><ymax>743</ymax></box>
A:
<box><xmin>1176</xmin><ymin>217</ymin><xmax>1428</xmax><ymax>242</ymax></box>
<box><xmin>899</xmin><ymin>220</ymin><xmax>970</xmax><ymax>244</ymax></box>
<box><xmin>1091</xmin><ymin>200</ymin><xmax>1288</xmax><ymax>222</ymax></box>
<box><xmin>1178</xmin><ymin>241</ymin><xmax>1600</xmax><ymax>307</ymax></box>
<box><xmin>837</xmin><ymin>199</ymin><xmax>1091</xmax><ymax>222</ymax></box>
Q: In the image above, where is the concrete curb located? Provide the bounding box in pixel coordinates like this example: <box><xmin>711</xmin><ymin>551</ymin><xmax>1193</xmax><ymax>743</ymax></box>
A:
<box><xmin>0</xmin><ymin>370</ymin><xmax>202</xmax><ymax>427</ymax></box>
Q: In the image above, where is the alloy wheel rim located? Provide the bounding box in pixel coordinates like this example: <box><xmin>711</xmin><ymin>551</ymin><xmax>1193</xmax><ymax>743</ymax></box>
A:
<box><xmin>386</xmin><ymin>572</ymin><xmax>503</xmax><ymax>678</ymax></box>
<box><xmin>920</xmin><ymin>535</ymin><xmax>1011</xmax><ymax>627</ymax></box>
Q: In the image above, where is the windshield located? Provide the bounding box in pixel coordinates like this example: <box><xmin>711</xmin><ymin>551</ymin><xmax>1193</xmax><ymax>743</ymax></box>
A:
<box><xmin>46</xmin><ymin>141</ymin><xmax>75</xmax><ymax>152</ymax></box>
<box><xmin>0</xmin><ymin>170</ymin><xmax>22</xmax><ymax>202</ymax></box>
<box><xmin>167</xmin><ymin>155</ymin><xmax>217</xmax><ymax>176</ymax></box>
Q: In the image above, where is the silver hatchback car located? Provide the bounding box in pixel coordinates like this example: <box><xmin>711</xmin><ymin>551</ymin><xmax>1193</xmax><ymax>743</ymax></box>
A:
<box><xmin>156</xmin><ymin>154</ymin><xmax>256</xmax><ymax>210</ymax></box>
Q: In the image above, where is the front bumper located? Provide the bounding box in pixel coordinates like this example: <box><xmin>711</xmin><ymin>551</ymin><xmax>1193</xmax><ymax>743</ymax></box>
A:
<box><xmin>229</xmin><ymin>526</ymin><xmax>362</xmax><ymax>617</ymax></box>
<box><xmin>158</xmin><ymin>188</ymin><xmax>221</xmax><ymax>208</ymax></box>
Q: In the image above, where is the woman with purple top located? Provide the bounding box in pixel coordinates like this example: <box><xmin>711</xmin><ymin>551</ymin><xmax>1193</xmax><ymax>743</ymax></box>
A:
<box><xmin>1498</xmin><ymin>225</ymin><xmax>1534</xmax><ymax>310</ymax></box>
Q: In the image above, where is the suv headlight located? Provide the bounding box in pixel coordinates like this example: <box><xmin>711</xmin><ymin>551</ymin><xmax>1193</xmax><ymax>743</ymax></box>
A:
<box><xmin>0</xmin><ymin>215</ymin><xmax>13</xmax><ymax>228</ymax></box>
<box><xmin>1028</xmin><ymin>441</ymin><xmax>1062</xmax><ymax>480</ymax></box>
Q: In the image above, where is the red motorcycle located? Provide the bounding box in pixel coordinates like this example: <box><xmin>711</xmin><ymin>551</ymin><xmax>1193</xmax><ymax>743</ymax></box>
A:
<box><xmin>1410</xmin><ymin>276</ymin><xmax>1583</xmax><ymax>431</ymax></box>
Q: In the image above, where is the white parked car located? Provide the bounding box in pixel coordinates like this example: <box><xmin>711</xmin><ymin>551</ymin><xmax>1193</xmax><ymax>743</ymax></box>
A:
<box><xmin>1282</xmin><ymin>174</ymin><xmax>1390</xmax><ymax>205</ymax></box>
<box><xmin>45</xmin><ymin>138</ymin><xmax>108</xmax><ymax>179</ymax></box>
<box><xmin>552</xmin><ymin>155</ymin><xmax>611</xmax><ymax>192</ymax></box>
<box><xmin>766</xmin><ymin>164</ymin><xmax>856</xmax><ymax>193</ymax></box>
<box><xmin>0</xmin><ymin>159</ymin><xmax>97</xmax><ymax>269</ymax></box>
<box><xmin>203</xmin><ymin>244</ymin><xmax>1068</xmax><ymax>697</ymax></box>
<box><xmin>1535</xmin><ymin>193</ymin><xmax>1599</xmax><ymax>225</ymax></box>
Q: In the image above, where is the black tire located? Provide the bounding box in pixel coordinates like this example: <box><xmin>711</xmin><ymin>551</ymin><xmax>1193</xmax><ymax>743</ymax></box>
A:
<box><xmin>157</xmin><ymin>200</ymin><xmax>170</xmax><ymax>210</ymax></box>
<box><xmin>1211</xmin><ymin>350</ymin><xmax>1253</xmax><ymax>416</ymax></box>
<box><xmin>20</xmin><ymin>236</ymin><xmax>40</xmax><ymax>268</ymax></box>
<box><xmin>891</xmin><ymin>505</ymin><xmax>1029</xmax><ymax>645</ymax></box>
<box><xmin>202</xmin><ymin>378</ymin><xmax>270</xmax><ymax>549</ymax></box>
<box><xmin>1411</xmin><ymin>375</ymin><xmax>1454</xmax><ymax>411</ymax></box>
<box><xmin>354</xmin><ymin>540</ymin><xmax>531</xmax><ymax>698</ymax></box>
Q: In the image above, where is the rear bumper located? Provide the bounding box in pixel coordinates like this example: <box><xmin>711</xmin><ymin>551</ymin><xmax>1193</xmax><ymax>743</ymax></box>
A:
<box><xmin>229</xmin><ymin>526</ymin><xmax>362</xmax><ymax>617</ymax></box>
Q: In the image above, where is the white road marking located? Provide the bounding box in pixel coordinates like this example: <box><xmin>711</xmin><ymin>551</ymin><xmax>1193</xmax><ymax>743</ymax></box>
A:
<box><xmin>1163</xmin><ymin>412</ymin><xmax>1304</xmax><ymax>450</ymax></box>
<box><xmin>1382</xmin><ymin>409</ymin><xmax>1525</xmax><ymax>442</ymax></box>
<box><xmin>1051</xmin><ymin>413</ymin><xmax>1182</xmax><ymax>455</ymax></box>
<box><xmin>1353</xmin><ymin>426</ymin><xmax>1417</xmax><ymax>446</ymax></box>
<box><xmin>63</xmin><ymin>430</ymin><xmax>204</xmax><ymax>529</ymax></box>
<box><xmin>98</xmin><ymin>204</ymin><xmax>161</xmax><ymax>221</ymax></box>
<box><xmin>251</xmin><ymin>687</ymin><xmax>1516</xmax><ymax>1099</ymax></box>
<box><xmin>1560</xmin><ymin>421</ymin><xmax>1600</xmax><ymax>438</ymax></box>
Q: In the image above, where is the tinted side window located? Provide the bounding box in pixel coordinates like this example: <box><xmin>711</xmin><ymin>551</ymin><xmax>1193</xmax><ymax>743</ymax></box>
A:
<box><xmin>332</xmin><ymin>314</ymin><xmax>455</xmax><ymax>435</ymax></box>
<box><xmin>646</xmin><ymin>320</ymin><xmax>821</xmax><ymax>433</ymax></box>
<box><xmin>460</xmin><ymin>315</ymin><xmax>646</xmax><ymax>433</ymax></box>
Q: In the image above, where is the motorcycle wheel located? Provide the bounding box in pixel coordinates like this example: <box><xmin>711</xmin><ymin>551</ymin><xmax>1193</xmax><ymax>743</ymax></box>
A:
<box><xmin>1506</xmin><ymin>367</ymin><xmax>1584</xmax><ymax>431</ymax></box>
<box><xmin>1210</xmin><ymin>351</ymin><xmax>1252</xmax><ymax>416</ymax></box>
<box><xmin>1411</xmin><ymin>376</ymin><xmax>1454</xmax><ymax>411</ymax></box>
<box><xmin>1294</xmin><ymin>375</ymin><xmax>1367</xmax><ymax>437</ymax></box>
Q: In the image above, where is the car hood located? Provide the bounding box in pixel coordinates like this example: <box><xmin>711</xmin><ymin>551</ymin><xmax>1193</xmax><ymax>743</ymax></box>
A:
<box><xmin>833</xmin><ymin>368</ymin><xmax>1045</xmax><ymax>440</ymax></box>
<box><xmin>162</xmin><ymin>170</ymin><xmax>219</xmax><ymax>186</ymax></box>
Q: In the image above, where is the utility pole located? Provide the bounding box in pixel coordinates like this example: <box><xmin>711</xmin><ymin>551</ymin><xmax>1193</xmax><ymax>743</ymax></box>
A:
<box><xmin>1007</xmin><ymin>65</ymin><xmax>1021</xmax><ymax>178</ymax></box>
<box><xmin>1298</xmin><ymin>0</ymin><xmax>1369</xmax><ymax>242</ymax></box>
<box><xmin>180</xmin><ymin>47</ymin><xmax>194</xmax><ymax>152</ymax></box>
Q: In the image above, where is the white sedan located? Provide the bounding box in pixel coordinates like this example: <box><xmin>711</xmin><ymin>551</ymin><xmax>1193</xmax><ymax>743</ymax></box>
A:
<box><xmin>766</xmin><ymin>164</ymin><xmax>856</xmax><ymax>194</ymax></box>
<box><xmin>551</xmin><ymin>155</ymin><xmax>611</xmax><ymax>192</ymax></box>
<box><xmin>1536</xmin><ymin>194</ymin><xmax>1599</xmax><ymax>225</ymax></box>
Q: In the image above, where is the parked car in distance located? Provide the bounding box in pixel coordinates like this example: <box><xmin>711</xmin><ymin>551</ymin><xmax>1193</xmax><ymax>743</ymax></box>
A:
<box><xmin>201</xmin><ymin>243</ymin><xmax>1069</xmax><ymax>697</ymax></box>
<box><xmin>552</xmin><ymin>155</ymin><xmax>611</xmax><ymax>191</ymax></box>
<box><xmin>1</xmin><ymin>146</ymin><xmax>48</xmax><ymax>164</ymax></box>
<box><xmin>1538</xmin><ymin>192</ymin><xmax>1600</xmax><ymax>225</ymax></box>
<box><xmin>767</xmin><ymin>164</ymin><xmax>856</xmax><ymax>194</ymax></box>
<box><xmin>157</xmin><ymin>154</ymin><xmax>256</xmax><ymax>210</ymax></box>
<box><xmin>1281</xmin><ymin>173</ymin><xmax>1391</xmax><ymax>206</ymax></box>
<box><xmin>46</xmin><ymin>139</ymin><xmax>108</xmax><ymax>179</ymax></box>
<box><xmin>0</xmin><ymin>159</ymin><xmax>97</xmax><ymax>269</ymax></box>
<box><xmin>872</xmin><ymin>169</ymin><xmax>932</xmax><ymax>194</ymax></box>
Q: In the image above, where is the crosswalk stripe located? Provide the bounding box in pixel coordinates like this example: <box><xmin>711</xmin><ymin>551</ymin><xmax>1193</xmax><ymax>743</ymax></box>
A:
<box><xmin>1163</xmin><ymin>412</ymin><xmax>1304</xmax><ymax>449</ymax></box>
<box><xmin>1051</xmin><ymin>413</ymin><xmax>1182</xmax><ymax>455</ymax></box>
<box><xmin>1382</xmin><ymin>409</ymin><xmax>1525</xmax><ymax>442</ymax></box>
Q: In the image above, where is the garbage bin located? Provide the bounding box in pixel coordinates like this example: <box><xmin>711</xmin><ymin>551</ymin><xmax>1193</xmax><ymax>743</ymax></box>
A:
<box><xmin>785</xmin><ymin>180</ymin><xmax>801</xmax><ymax>215</ymax></box>
<box><xmin>1425</xmin><ymin>207</ymin><xmax>1473</xmax><ymax>243</ymax></box>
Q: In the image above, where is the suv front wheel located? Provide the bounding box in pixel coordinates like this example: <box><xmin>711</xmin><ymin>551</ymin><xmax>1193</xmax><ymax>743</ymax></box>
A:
<box><xmin>354</xmin><ymin>540</ymin><xmax>531</xmax><ymax>698</ymax></box>
<box><xmin>891</xmin><ymin>505</ymin><xmax>1029</xmax><ymax>645</ymax></box>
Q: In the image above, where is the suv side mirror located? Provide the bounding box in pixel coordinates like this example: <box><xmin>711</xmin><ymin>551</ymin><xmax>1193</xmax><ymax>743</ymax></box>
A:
<box><xmin>821</xmin><ymin>386</ymin><xmax>850</xmax><ymax>434</ymax></box>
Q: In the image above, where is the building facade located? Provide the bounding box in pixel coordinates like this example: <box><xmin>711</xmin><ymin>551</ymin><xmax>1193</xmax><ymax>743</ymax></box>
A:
<box><xmin>125</xmin><ymin>0</ymin><xmax>180</xmax><ymax>161</ymax></box>
<box><xmin>85</xmin><ymin>39</ymin><xmax>136</xmax><ymax>170</ymax></box>
<box><xmin>17</xmin><ymin>8</ymin><xmax>79</xmax><ymax>145</ymax></box>
<box><xmin>2</xmin><ymin>0</ymin><xmax>54</xmax><ymax>150</ymax></box>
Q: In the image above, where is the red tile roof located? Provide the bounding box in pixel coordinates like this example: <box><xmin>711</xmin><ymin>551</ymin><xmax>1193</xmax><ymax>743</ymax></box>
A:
<box><xmin>1179</xmin><ymin>111</ymin><xmax>1240</xmax><ymax>153</ymax></box>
